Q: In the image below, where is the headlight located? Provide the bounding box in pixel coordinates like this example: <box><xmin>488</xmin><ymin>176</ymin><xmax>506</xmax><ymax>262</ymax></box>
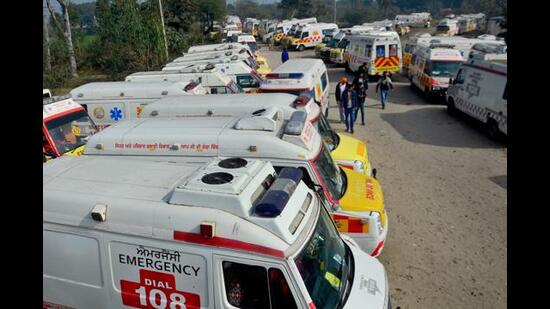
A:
<box><xmin>372</xmin><ymin>212</ymin><xmax>383</xmax><ymax>235</ymax></box>
<box><xmin>353</xmin><ymin>160</ymin><xmax>364</xmax><ymax>173</ymax></box>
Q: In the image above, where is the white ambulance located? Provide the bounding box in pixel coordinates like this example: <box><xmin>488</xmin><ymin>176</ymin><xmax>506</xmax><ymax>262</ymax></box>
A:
<box><xmin>446</xmin><ymin>53</ymin><xmax>507</xmax><ymax>139</ymax></box>
<box><xmin>174</xmin><ymin>49</ymin><xmax>257</xmax><ymax>69</ymax></box>
<box><xmin>290</xmin><ymin>23</ymin><xmax>339</xmax><ymax>51</ymax></box>
<box><xmin>187</xmin><ymin>42</ymin><xmax>251</xmax><ymax>55</ymax></box>
<box><xmin>125</xmin><ymin>67</ymin><xmax>242</xmax><ymax>94</ymax></box>
<box><xmin>70</xmin><ymin>81</ymin><xmax>206</xmax><ymax>129</ymax></box>
<box><xmin>140</xmin><ymin>93</ymin><xmax>375</xmax><ymax>176</ymax></box>
<box><xmin>346</xmin><ymin>31</ymin><xmax>402</xmax><ymax>77</ymax></box>
<box><xmin>231</xmin><ymin>34</ymin><xmax>257</xmax><ymax>53</ymax></box>
<box><xmin>44</xmin><ymin>156</ymin><xmax>391</xmax><ymax>309</ymax></box>
<box><xmin>259</xmin><ymin>59</ymin><xmax>330</xmax><ymax>117</ymax></box>
<box><xmin>43</xmin><ymin>95</ymin><xmax>98</xmax><ymax>160</ymax></box>
<box><xmin>168</xmin><ymin>53</ymin><xmax>258</xmax><ymax>72</ymax></box>
<box><xmin>435</xmin><ymin>19</ymin><xmax>459</xmax><ymax>36</ymax></box>
<box><xmin>164</xmin><ymin>61</ymin><xmax>263</xmax><ymax>92</ymax></box>
<box><xmin>409</xmin><ymin>43</ymin><xmax>464</xmax><ymax>100</ymax></box>
<box><xmin>84</xmin><ymin>110</ymin><xmax>389</xmax><ymax>256</ymax></box>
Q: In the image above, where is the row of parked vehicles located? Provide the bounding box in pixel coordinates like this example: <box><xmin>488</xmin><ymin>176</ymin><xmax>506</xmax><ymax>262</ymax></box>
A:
<box><xmin>43</xmin><ymin>42</ymin><xmax>394</xmax><ymax>308</ymax></box>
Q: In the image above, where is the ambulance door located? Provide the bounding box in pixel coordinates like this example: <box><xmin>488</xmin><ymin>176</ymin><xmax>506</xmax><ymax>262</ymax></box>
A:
<box><xmin>374</xmin><ymin>43</ymin><xmax>386</xmax><ymax>75</ymax></box>
<box><xmin>213</xmin><ymin>255</ymin><xmax>306</xmax><ymax>309</ymax></box>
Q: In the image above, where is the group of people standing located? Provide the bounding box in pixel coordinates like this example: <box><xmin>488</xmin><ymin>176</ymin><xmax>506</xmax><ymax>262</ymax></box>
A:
<box><xmin>334</xmin><ymin>63</ymin><xmax>394</xmax><ymax>133</ymax></box>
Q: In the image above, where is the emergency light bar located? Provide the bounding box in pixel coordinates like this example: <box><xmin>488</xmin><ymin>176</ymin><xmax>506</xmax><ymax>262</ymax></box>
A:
<box><xmin>254</xmin><ymin>167</ymin><xmax>303</xmax><ymax>217</ymax></box>
<box><xmin>284</xmin><ymin>111</ymin><xmax>307</xmax><ymax>136</ymax></box>
<box><xmin>266</xmin><ymin>73</ymin><xmax>305</xmax><ymax>79</ymax></box>
<box><xmin>293</xmin><ymin>93</ymin><xmax>312</xmax><ymax>106</ymax></box>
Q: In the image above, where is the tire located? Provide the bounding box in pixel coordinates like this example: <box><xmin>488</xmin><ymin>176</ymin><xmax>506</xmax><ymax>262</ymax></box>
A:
<box><xmin>487</xmin><ymin>118</ymin><xmax>501</xmax><ymax>141</ymax></box>
<box><xmin>447</xmin><ymin>98</ymin><xmax>457</xmax><ymax>116</ymax></box>
<box><xmin>424</xmin><ymin>88</ymin><xmax>432</xmax><ymax>103</ymax></box>
<box><xmin>298</xmin><ymin>44</ymin><xmax>305</xmax><ymax>51</ymax></box>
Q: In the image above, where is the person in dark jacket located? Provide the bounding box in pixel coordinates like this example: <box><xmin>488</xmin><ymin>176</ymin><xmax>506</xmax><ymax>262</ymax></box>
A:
<box><xmin>354</xmin><ymin>81</ymin><xmax>367</xmax><ymax>125</ymax></box>
<box><xmin>334</xmin><ymin>76</ymin><xmax>348</xmax><ymax>122</ymax></box>
<box><xmin>341</xmin><ymin>83</ymin><xmax>357</xmax><ymax>133</ymax></box>
<box><xmin>281</xmin><ymin>48</ymin><xmax>289</xmax><ymax>63</ymax></box>
<box><xmin>375</xmin><ymin>71</ymin><xmax>393</xmax><ymax>109</ymax></box>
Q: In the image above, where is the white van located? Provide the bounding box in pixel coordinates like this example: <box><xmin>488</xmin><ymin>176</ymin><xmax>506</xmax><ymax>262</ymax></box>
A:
<box><xmin>125</xmin><ymin>67</ymin><xmax>242</xmax><ymax>95</ymax></box>
<box><xmin>425</xmin><ymin>36</ymin><xmax>506</xmax><ymax>60</ymax></box>
<box><xmin>231</xmin><ymin>34</ymin><xmax>257</xmax><ymax>53</ymax></box>
<box><xmin>187</xmin><ymin>43</ymin><xmax>250</xmax><ymax>54</ymax></box>
<box><xmin>140</xmin><ymin>93</ymin><xmax>375</xmax><ymax>176</ymax></box>
<box><xmin>70</xmin><ymin>81</ymin><xmax>206</xmax><ymax>129</ymax></box>
<box><xmin>175</xmin><ymin>49</ymin><xmax>258</xmax><ymax>70</ymax></box>
<box><xmin>290</xmin><ymin>23</ymin><xmax>339</xmax><ymax>51</ymax></box>
<box><xmin>346</xmin><ymin>31</ymin><xmax>402</xmax><ymax>77</ymax></box>
<box><xmin>84</xmin><ymin>110</ymin><xmax>389</xmax><ymax>257</ymax></box>
<box><xmin>409</xmin><ymin>43</ymin><xmax>464</xmax><ymax>100</ymax></box>
<box><xmin>259</xmin><ymin>59</ymin><xmax>330</xmax><ymax>116</ymax></box>
<box><xmin>446</xmin><ymin>53</ymin><xmax>507</xmax><ymax>138</ymax></box>
<box><xmin>436</xmin><ymin>19</ymin><xmax>459</xmax><ymax>36</ymax></box>
<box><xmin>44</xmin><ymin>155</ymin><xmax>391</xmax><ymax>309</ymax></box>
<box><xmin>164</xmin><ymin>61</ymin><xmax>262</xmax><ymax>92</ymax></box>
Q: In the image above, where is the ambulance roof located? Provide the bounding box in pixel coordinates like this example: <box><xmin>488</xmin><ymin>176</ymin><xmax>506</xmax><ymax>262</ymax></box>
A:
<box><xmin>259</xmin><ymin>59</ymin><xmax>324</xmax><ymax>91</ymax></box>
<box><xmin>70</xmin><ymin>81</ymin><xmax>192</xmax><ymax>101</ymax></box>
<box><xmin>140</xmin><ymin>93</ymin><xmax>320</xmax><ymax>123</ymax></box>
<box><xmin>44</xmin><ymin>156</ymin><xmax>319</xmax><ymax>256</ymax></box>
<box><xmin>125</xmin><ymin>69</ymin><xmax>232</xmax><ymax>84</ymax></box>
<box><xmin>187</xmin><ymin>43</ymin><xmax>248</xmax><ymax>53</ymax></box>
<box><xmin>43</xmin><ymin>96</ymin><xmax>84</xmax><ymax>119</ymax></box>
<box><xmin>84</xmin><ymin>112</ymin><xmax>322</xmax><ymax>160</ymax></box>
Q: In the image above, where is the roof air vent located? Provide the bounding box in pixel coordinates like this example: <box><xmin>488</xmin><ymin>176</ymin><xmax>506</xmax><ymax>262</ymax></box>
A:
<box><xmin>218</xmin><ymin>158</ymin><xmax>248</xmax><ymax>169</ymax></box>
<box><xmin>201</xmin><ymin>172</ymin><xmax>234</xmax><ymax>185</ymax></box>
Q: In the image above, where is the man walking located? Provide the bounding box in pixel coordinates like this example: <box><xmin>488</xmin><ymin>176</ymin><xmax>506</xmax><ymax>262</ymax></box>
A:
<box><xmin>376</xmin><ymin>71</ymin><xmax>393</xmax><ymax>109</ymax></box>
<box><xmin>334</xmin><ymin>76</ymin><xmax>348</xmax><ymax>122</ymax></box>
<box><xmin>341</xmin><ymin>83</ymin><xmax>357</xmax><ymax>133</ymax></box>
<box><xmin>281</xmin><ymin>47</ymin><xmax>289</xmax><ymax>63</ymax></box>
<box><xmin>355</xmin><ymin>81</ymin><xmax>367</xmax><ymax>125</ymax></box>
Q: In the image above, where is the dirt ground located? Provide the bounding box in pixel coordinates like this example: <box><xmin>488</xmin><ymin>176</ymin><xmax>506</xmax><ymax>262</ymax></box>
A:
<box><xmin>260</xmin><ymin>45</ymin><xmax>507</xmax><ymax>308</ymax></box>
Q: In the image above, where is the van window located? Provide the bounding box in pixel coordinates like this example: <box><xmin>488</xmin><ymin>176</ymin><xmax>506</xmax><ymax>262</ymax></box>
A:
<box><xmin>222</xmin><ymin>261</ymin><xmax>297</xmax><ymax>309</ymax></box>
<box><xmin>302</xmin><ymin>32</ymin><xmax>309</xmax><ymax>38</ymax></box>
<box><xmin>424</xmin><ymin>60</ymin><xmax>432</xmax><ymax>75</ymax></box>
<box><xmin>236</xmin><ymin>75</ymin><xmax>260</xmax><ymax>88</ymax></box>
<box><xmin>389</xmin><ymin>44</ymin><xmax>398</xmax><ymax>57</ymax></box>
<box><xmin>376</xmin><ymin>45</ymin><xmax>385</xmax><ymax>57</ymax></box>
<box><xmin>321</xmin><ymin>72</ymin><xmax>329</xmax><ymax>91</ymax></box>
<box><xmin>365</xmin><ymin>45</ymin><xmax>372</xmax><ymax>58</ymax></box>
<box><xmin>454</xmin><ymin>69</ymin><xmax>465</xmax><ymax>84</ymax></box>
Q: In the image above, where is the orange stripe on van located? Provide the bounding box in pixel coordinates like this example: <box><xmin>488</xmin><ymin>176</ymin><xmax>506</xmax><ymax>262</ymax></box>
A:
<box><xmin>173</xmin><ymin>230</ymin><xmax>285</xmax><ymax>258</ymax></box>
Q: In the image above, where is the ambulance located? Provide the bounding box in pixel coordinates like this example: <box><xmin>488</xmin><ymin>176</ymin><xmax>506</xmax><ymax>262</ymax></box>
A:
<box><xmin>70</xmin><ymin>81</ymin><xmax>206</xmax><ymax>129</ymax></box>
<box><xmin>435</xmin><ymin>18</ymin><xmax>459</xmax><ymax>36</ymax></box>
<box><xmin>44</xmin><ymin>156</ymin><xmax>391</xmax><ymax>309</ymax></box>
<box><xmin>446</xmin><ymin>52</ymin><xmax>507</xmax><ymax>139</ymax></box>
<box><xmin>84</xmin><ymin>109</ymin><xmax>389</xmax><ymax>256</ymax></box>
<box><xmin>289</xmin><ymin>23</ymin><xmax>338</xmax><ymax>51</ymax></box>
<box><xmin>316</xmin><ymin>31</ymin><xmax>346</xmax><ymax>61</ymax></box>
<box><xmin>140</xmin><ymin>93</ymin><xmax>375</xmax><ymax>176</ymax></box>
<box><xmin>402</xmin><ymin>33</ymin><xmax>432</xmax><ymax>72</ymax></box>
<box><xmin>163</xmin><ymin>61</ymin><xmax>263</xmax><ymax>92</ymax></box>
<box><xmin>346</xmin><ymin>31</ymin><xmax>402</xmax><ymax>77</ymax></box>
<box><xmin>231</xmin><ymin>34</ymin><xmax>257</xmax><ymax>53</ymax></box>
<box><xmin>125</xmin><ymin>67</ymin><xmax>242</xmax><ymax>94</ymax></box>
<box><xmin>186</xmin><ymin>43</ymin><xmax>250</xmax><ymax>54</ymax></box>
<box><xmin>409</xmin><ymin>43</ymin><xmax>464</xmax><ymax>100</ymax></box>
<box><xmin>258</xmin><ymin>59</ymin><xmax>330</xmax><ymax>117</ymax></box>
<box><xmin>425</xmin><ymin>36</ymin><xmax>506</xmax><ymax>60</ymax></box>
<box><xmin>276</xmin><ymin>18</ymin><xmax>317</xmax><ymax>45</ymax></box>
<box><xmin>168</xmin><ymin>54</ymin><xmax>258</xmax><ymax>73</ymax></box>
<box><xmin>174</xmin><ymin>49</ymin><xmax>258</xmax><ymax>69</ymax></box>
<box><xmin>43</xmin><ymin>95</ymin><xmax>98</xmax><ymax>161</ymax></box>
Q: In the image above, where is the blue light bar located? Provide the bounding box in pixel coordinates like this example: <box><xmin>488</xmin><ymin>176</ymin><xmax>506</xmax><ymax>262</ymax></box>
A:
<box><xmin>265</xmin><ymin>73</ymin><xmax>305</xmax><ymax>79</ymax></box>
<box><xmin>278</xmin><ymin>167</ymin><xmax>303</xmax><ymax>184</ymax></box>
<box><xmin>254</xmin><ymin>177</ymin><xmax>297</xmax><ymax>217</ymax></box>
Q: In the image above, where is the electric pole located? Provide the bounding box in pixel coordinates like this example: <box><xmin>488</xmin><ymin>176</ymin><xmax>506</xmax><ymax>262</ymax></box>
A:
<box><xmin>158</xmin><ymin>0</ymin><xmax>169</xmax><ymax>60</ymax></box>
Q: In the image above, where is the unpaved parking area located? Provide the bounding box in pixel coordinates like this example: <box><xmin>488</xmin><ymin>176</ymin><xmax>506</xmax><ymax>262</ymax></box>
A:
<box><xmin>261</xmin><ymin>46</ymin><xmax>507</xmax><ymax>308</ymax></box>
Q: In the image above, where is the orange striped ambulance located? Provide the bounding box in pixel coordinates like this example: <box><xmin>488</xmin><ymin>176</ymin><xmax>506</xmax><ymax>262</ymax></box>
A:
<box><xmin>346</xmin><ymin>31</ymin><xmax>402</xmax><ymax>78</ymax></box>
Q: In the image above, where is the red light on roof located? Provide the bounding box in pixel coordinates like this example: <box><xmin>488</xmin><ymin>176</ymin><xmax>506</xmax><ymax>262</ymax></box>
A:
<box><xmin>200</xmin><ymin>222</ymin><xmax>215</xmax><ymax>238</ymax></box>
<box><xmin>294</xmin><ymin>94</ymin><xmax>312</xmax><ymax>105</ymax></box>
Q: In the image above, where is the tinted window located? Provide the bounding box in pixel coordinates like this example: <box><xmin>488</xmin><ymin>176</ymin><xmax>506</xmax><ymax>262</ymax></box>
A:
<box><xmin>269</xmin><ymin>268</ymin><xmax>298</xmax><ymax>309</ymax></box>
<box><xmin>454</xmin><ymin>69</ymin><xmax>465</xmax><ymax>84</ymax></box>
<box><xmin>321</xmin><ymin>72</ymin><xmax>329</xmax><ymax>90</ymax></box>
<box><xmin>365</xmin><ymin>45</ymin><xmax>372</xmax><ymax>57</ymax></box>
<box><xmin>302</xmin><ymin>32</ymin><xmax>309</xmax><ymax>38</ymax></box>
<box><xmin>389</xmin><ymin>44</ymin><xmax>398</xmax><ymax>57</ymax></box>
<box><xmin>376</xmin><ymin>45</ymin><xmax>385</xmax><ymax>57</ymax></box>
<box><xmin>503</xmin><ymin>82</ymin><xmax>508</xmax><ymax>100</ymax></box>
<box><xmin>236</xmin><ymin>75</ymin><xmax>260</xmax><ymax>88</ymax></box>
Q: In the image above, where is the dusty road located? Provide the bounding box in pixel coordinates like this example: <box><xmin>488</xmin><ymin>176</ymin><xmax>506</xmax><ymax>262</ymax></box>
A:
<box><xmin>260</xmin><ymin>46</ymin><xmax>507</xmax><ymax>308</ymax></box>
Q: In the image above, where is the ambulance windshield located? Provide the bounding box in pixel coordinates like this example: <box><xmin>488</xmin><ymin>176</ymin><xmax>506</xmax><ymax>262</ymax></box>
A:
<box><xmin>316</xmin><ymin>115</ymin><xmax>340</xmax><ymax>151</ymax></box>
<box><xmin>45</xmin><ymin>109</ymin><xmax>98</xmax><ymax>154</ymax></box>
<box><xmin>314</xmin><ymin>144</ymin><xmax>345</xmax><ymax>200</ymax></box>
<box><xmin>294</xmin><ymin>206</ymin><xmax>352</xmax><ymax>309</ymax></box>
<box><xmin>431</xmin><ymin>61</ymin><xmax>462</xmax><ymax>77</ymax></box>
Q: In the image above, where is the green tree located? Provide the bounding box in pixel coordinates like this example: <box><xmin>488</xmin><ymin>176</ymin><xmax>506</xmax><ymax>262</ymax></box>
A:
<box><xmin>199</xmin><ymin>0</ymin><xmax>226</xmax><ymax>35</ymax></box>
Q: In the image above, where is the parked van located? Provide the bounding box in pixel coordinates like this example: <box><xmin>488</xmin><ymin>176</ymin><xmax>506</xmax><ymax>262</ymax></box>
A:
<box><xmin>187</xmin><ymin>42</ymin><xmax>250</xmax><ymax>54</ymax></box>
<box><xmin>316</xmin><ymin>31</ymin><xmax>345</xmax><ymax>61</ymax></box>
<box><xmin>231</xmin><ymin>34</ymin><xmax>257</xmax><ymax>53</ymax></box>
<box><xmin>164</xmin><ymin>60</ymin><xmax>263</xmax><ymax>92</ymax></box>
<box><xmin>44</xmin><ymin>155</ymin><xmax>391</xmax><ymax>309</ymax></box>
<box><xmin>436</xmin><ymin>19</ymin><xmax>459</xmax><ymax>36</ymax></box>
<box><xmin>409</xmin><ymin>43</ymin><xmax>464</xmax><ymax>100</ymax></box>
<box><xmin>140</xmin><ymin>93</ymin><xmax>375</xmax><ymax>176</ymax></box>
<box><xmin>446</xmin><ymin>53</ymin><xmax>507</xmax><ymax>138</ymax></box>
<box><xmin>43</xmin><ymin>95</ymin><xmax>98</xmax><ymax>161</ymax></box>
<box><xmin>329</xmin><ymin>37</ymin><xmax>351</xmax><ymax>65</ymax></box>
<box><xmin>175</xmin><ymin>49</ymin><xmax>257</xmax><ymax>68</ymax></box>
<box><xmin>125</xmin><ymin>67</ymin><xmax>242</xmax><ymax>94</ymax></box>
<box><xmin>346</xmin><ymin>31</ymin><xmax>402</xmax><ymax>77</ymax></box>
<box><xmin>276</xmin><ymin>18</ymin><xmax>317</xmax><ymax>45</ymax></box>
<box><xmin>84</xmin><ymin>111</ymin><xmax>389</xmax><ymax>256</ymax></box>
<box><xmin>259</xmin><ymin>59</ymin><xmax>330</xmax><ymax>116</ymax></box>
<box><xmin>425</xmin><ymin>36</ymin><xmax>505</xmax><ymax>60</ymax></box>
<box><xmin>289</xmin><ymin>23</ymin><xmax>339</xmax><ymax>51</ymax></box>
<box><xmin>402</xmin><ymin>33</ymin><xmax>432</xmax><ymax>72</ymax></box>
<box><xmin>70</xmin><ymin>81</ymin><xmax>205</xmax><ymax>129</ymax></box>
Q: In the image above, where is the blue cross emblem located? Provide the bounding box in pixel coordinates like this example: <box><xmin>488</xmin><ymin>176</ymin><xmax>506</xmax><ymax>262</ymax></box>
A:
<box><xmin>110</xmin><ymin>107</ymin><xmax>123</xmax><ymax>121</ymax></box>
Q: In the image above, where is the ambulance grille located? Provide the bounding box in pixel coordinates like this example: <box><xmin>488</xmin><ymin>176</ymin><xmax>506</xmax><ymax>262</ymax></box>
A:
<box><xmin>201</xmin><ymin>172</ymin><xmax>234</xmax><ymax>185</ymax></box>
<box><xmin>218</xmin><ymin>158</ymin><xmax>248</xmax><ymax>169</ymax></box>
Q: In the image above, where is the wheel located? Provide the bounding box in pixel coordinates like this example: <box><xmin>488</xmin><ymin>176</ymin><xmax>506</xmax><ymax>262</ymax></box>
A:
<box><xmin>298</xmin><ymin>44</ymin><xmax>305</xmax><ymax>51</ymax></box>
<box><xmin>447</xmin><ymin>98</ymin><xmax>457</xmax><ymax>116</ymax></box>
<box><xmin>424</xmin><ymin>88</ymin><xmax>432</xmax><ymax>103</ymax></box>
<box><xmin>487</xmin><ymin>118</ymin><xmax>501</xmax><ymax>140</ymax></box>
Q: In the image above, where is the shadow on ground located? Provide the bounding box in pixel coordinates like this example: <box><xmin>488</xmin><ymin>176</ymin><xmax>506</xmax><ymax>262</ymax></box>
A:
<box><xmin>380</xmin><ymin>107</ymin><xmax>506</xmax><ymax>149</ymax></box>
<box><xmin>489</xmin><ymin>175</ymin><xmax>507</xmax><ymax>189</ymax></box>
